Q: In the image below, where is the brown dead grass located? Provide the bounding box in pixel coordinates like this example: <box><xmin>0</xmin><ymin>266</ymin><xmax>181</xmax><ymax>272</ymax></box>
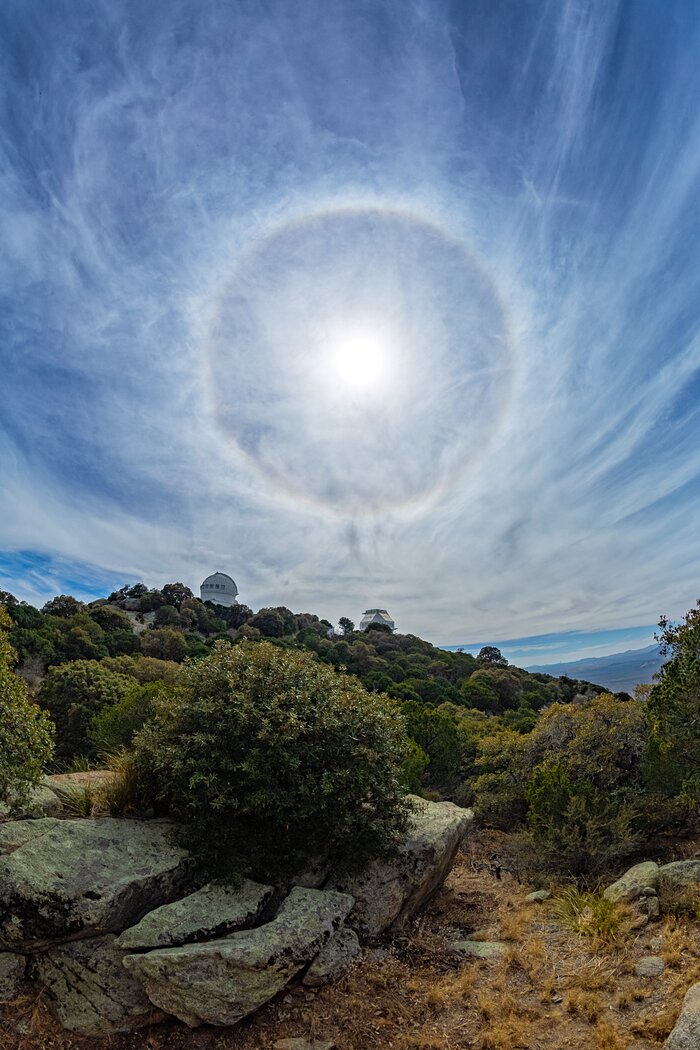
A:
<box><xmin>1</xmin><ymin>828</ymin><xmax>699</xmax><ymax>1050</ymax></box>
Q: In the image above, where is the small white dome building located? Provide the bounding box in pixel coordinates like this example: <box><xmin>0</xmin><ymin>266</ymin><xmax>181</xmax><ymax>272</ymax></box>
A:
<box><xmin>200</xmin><ymin>572</ymin><xmax>239</xmax><ymax>607</ymax></box>
<box><xmin>359</xmin><ymin>609</ymin><xmax>395</xmax><ymax>632</ymax></box>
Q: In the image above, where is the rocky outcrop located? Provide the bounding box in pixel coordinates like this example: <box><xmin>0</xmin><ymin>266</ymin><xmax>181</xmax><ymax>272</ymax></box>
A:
<box><xmin>0</xmin><ymin>952</ymin><xmax>25</xmax><ymax>1001</ymax></box>
<box><xmin>0</xmin><ymin>818</ymin><xmax>192</xmax><ymax>950</ymax></box>
<box><xmin>0</xmin><ymin>780</ymin><xmax>64</xmax><ymax>822</ymax></box>
<box><xmin>117</xmin><ymin>879</ymin><xmax>273</xmax><ymax>949</ymax></box>
<box><xmin>32</xmin><ymin>935</ymin><xmax>164</xmax><ymax>1035</ymax></box>
<box><xmin>303</xmin><ymin>926</ymin><xmax>360</xmax><ymax>986</ymax></box>
<box><xmin>659</xmin><ymin>860</ymin><xmax>700</xmax><ymax>889</ymax></box>
<box><xmin>665</xmin><ymin>983</ymin><xmax>700</xmax><ymax>1049</ymax></box>
<box><xmin>603</xmin><ymin>861</ymin><xmax>660</xmax><ymax>903</ymax></box>
<box><xmin>330</xmin><ymin>796</ymin><xmax>473</xmax><ymax>939</ymax></box>
<box><xmin>123</xmin><ymin>886</ymin><xmax>354</xmax><ymax>1027</ymax></box>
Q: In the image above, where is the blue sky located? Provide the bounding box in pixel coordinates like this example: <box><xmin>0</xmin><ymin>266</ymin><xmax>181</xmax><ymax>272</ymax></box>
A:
<box><xmin>1</xmin><ymin>1</ymin><xmax>699</xmax><ymax>658</ymax></box>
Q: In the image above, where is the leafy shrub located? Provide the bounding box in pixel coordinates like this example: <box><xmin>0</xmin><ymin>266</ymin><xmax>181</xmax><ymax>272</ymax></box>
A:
<box><xmin>100</xmin><ymin>654</ymin><xmax>182</xmax><ymax>684</ymax></box>
<box><xmin>134</xmin><ymin>641</ymin><xmax>412</xmax><ymax>878</ymax></box>
<box><xmin>0</xmin><ymin>607</ymin><xmax>54</xmax><ymax>809</ymax></box>
<box><xmin>38</xmin><ymin>660</ymin><xmax>133</xmax><ymax>762</ymax></box>
<box><xmin>140</xmin><ymin>627</ymin><xmax>188</xmax><ymax>662</ymax></box>
<box><xmin>90</xmin><ymin>681</ymin><xmax>164</xmax><ymax>751</ymax></box>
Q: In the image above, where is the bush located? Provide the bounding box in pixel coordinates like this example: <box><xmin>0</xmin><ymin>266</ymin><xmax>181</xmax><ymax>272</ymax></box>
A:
<box><xmin>0</xmin><ymin>608</ymin><xmax>54</xmax><ymax>809</ymax></box>
<box><xmin>134</xmin><ymin>641</ymin><xmax>412</xmax><ymax>878</ymax></box>
<box><xmin>90</xmin><ymin>681</ymin><xmax>164</xmax><ymax>751</ymax></box>
<box><xmin>38</xmin><ymin>660</ymin><xmax>134</xmax><ymax>762</ymax></box>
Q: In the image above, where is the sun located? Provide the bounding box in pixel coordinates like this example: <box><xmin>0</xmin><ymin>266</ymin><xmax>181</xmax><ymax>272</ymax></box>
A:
<box><xmin>330</xmin><ymin>329</ymin><xmax>391</xmax><ymax>392</ymax></box>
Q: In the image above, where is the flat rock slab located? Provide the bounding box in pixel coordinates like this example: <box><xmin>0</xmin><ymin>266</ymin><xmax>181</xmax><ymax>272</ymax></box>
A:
<box><xmin>117</xmin><ymin>879</ymin><xmax>273</xmax><ymax>949</ymax></box>
<box><xmin>0</xmin><ymin>781</ymin><xmax>65</xmax><ymax>822</ymax></box>
<box><xmin>604</xmin><ymin>861</ymin><xmax>660</xmax><ymax>903</ymax></box>
<box><xmin>525</xmin><ymin>890</ymin><xmax>551</xmax><ymax>903</ymax></box>
<box><xmin>32</xmin><ymin>934</ymin><xmax>164</xmax><ymax>1035</ymax></box>
<box><xmin>303</xmin><ymin>926</ymin><xmax>360</xmax><ymax>986</ymax></box>
<box><xmin>0</xmin><ymin>953</ymin><xmax>25</xmax><ymax>1001</ymax></box>
<box><xmin>0</xmin><ymin>818</ymin><xmax>192</xmax><ymax>950</ymax></box>
<box><xmin>452</xmin><ymin>940</ymin><xmax>505</xmax><ymax>959</ymax></box>
<box><xmin>124</xmin><ymin>886</ymin><xmax>354</xmax><ymax>1027</ymax></box>
<box><xmin>665</xmin><ymin>982</ymin><xmax>700</xmax><ymax>1049</ymax></box>
<box><xmin>635</xmin><ymin>955</ymin><xmax>665</xmax><ymax>978</ymax></box>
<box><xmin>331</xmin><ymin>796</ymin><xmax>473</xmax><ymax>939</ymax></box>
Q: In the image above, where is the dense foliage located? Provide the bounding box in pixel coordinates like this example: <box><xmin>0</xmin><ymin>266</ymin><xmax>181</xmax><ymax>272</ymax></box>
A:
<box><xmin>133</xmin><ymin>641</ymin><xmax>412</xmax><ymax>878</ymax></box>
<box><xmin>0</xmin><ymin>607</ymin><xmax>54</xmax><ymax>808</ymax></box>
<box><xmin>38</xmin><ymin>661</ymin><xmax>134</xmax><ymax>761</ymax></box>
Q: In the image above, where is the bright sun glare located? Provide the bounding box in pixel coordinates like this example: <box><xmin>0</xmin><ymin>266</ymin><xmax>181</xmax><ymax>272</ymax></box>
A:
<box><xmin>331</xmin><ymin>330</ymin><xmax>390</xmax><ymax>391</ymax></box>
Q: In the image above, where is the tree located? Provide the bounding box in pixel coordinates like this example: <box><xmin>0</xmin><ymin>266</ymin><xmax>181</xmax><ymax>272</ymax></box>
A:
<box><xmin>134</xmin><ymin>641</ymin><xmax>412</xmax><ymax>878</ymax></box>
<box><xmin>41</xmin><ymin>594</ymin><xmax>84</xmax><ymax>618</ymax></box>
<box><xmin>161</xmin><ymin>583</ymin><xmax>194</xmax><ymax>610</ymax></box>
<box><xmin>140</xmin><ymin>628</ymin><xmax>188</xmax><ymax>662</ymax></box>
<box><xmin>338</xmin><ymin>617</ymin><xmax>355</xmax><ymax>635</ymax></box>
<box><xmin>248</xmin><ymin>606</ymin><xmax>296</xmax><ymax>638</ymax></box>
<box><xmin>645</xmin><ymin>600</ymin><xmax>700</xmax><ymax>805</ymax></box>
<box><xmin>477</xmin><ymin>646</ymin><xmax>508</xmax><ymax>667</ymax></box>
<box><xmin>0</xmin><ymin>607</ymin><xmax>54</xmax><ymax>808</ymax></box>
<box><xmin>38</xmin><ymin>660</ymin><xmax>133</xmax><ymax>762</ymax></box>
<box><xmin>100</xmin><ymin>654</ymin><xmax>182</xmax><ymax>684</ymax></box>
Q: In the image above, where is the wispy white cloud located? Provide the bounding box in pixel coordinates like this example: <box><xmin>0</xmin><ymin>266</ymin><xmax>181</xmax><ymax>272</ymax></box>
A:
<box><xmin>1</xmin><ymin>0</ymin><xmax>699</xmax><ymax>646</ymax></box>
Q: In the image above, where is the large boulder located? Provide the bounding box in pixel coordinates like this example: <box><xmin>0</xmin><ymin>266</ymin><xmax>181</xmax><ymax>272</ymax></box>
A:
<box><xmin>603</xmin><ymin>861</ymin><xmax>660</xmax><ymax>904</ymax></box>
<box><xmin>303</xmin><ymin>926</ymin><xmax>360</xmax><ymax>986</ymax></box>
<box><xmin>32</xmin><ymin>935</ymin><xmax>164</xmax><ymax>1036</ymax></box>
<box><xmin>0</xmin><ymin>818</ymin><xmax>192</xmax><ymax>950</ymax></box>
<box><xmin>330</xmin><ymin>796</ymin><xmax>473</xmax><ymax>939</ymax></box>
<box><xmin>659</xmin><ymin>860</ymin><xmax>700</xmax><ymax>889</ymax></box>
<box><xmin>117</xmin><ymin>879</ymin><xmax>274</xmax><ymax>950</ymax></box>
<box><xmin>124</xmin><ymin>886</ymin><xmax>354</xmax><ymax>1027</ymax></box>
<box><xmin>0</xmin><ymin>952</ymin><xmax>25</xmax><ymax>1001</ymax></box>
<box><xmin>665</xmin><ymin>982</ymin><xmax>700</xmax><ymax>1049</ymax></box>
<box><xmin>0</xmin><ymin>779</ymin><xmax>64</xmax><ymax>822</ymax></box>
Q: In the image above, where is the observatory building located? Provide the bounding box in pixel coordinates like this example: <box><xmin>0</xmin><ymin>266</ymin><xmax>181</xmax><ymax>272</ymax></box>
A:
<box><xmin>359</xmin><ymin>608</ymin><xmax>395</xmax><ymax>632</ymax></box>
<box><xmin>200</xmin><ymin>572</ymin><xmax>239</xmax><ymax>607</ymax></box>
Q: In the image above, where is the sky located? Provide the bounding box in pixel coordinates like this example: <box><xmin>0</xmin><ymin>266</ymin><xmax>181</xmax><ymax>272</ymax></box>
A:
<box><xmin>1</xmin><ymin>0</ymin><xmax>700</xmax><ymax>660</ymax></box>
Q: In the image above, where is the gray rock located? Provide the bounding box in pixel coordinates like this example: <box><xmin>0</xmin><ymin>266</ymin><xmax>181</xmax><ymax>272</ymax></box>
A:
<box><xmin>665</xmin><ymin>982</ymin><xmax>700</xmax><ymax>1049</ymax></box>
<box><xmin>0</xmin><ymin>952</ymin><xmax>25</xmax><ymax>1001</ymax></box>
<box><xmin>0</xmin><ymin>780</ymin><xmax>64</xmax><ymax>822</ymax></box>
<box><xmin>659</xmin><ymin>860</ymin><xmax>700</xmax><ymax>889</ymax></box>
<box><xmin>117</xmin><ymin>879</ymin><xmax>273</xmax><ymax>950</ymax></box>
<box><xmin>525</xmin><ymin>889</ymin><xmax>551</xmax><ymax>903</ymax></box>
<box><xmin>603</xmin><ymin>861</ymin><xmax>660</xmax><ymax>903</ymax></box>
<box><xmin>452</xmin><ymin>940</ymin><xmax>505</xmax><ymax>959</ymax></box>
<box><xmin>32</xmin><ymin>935</ymin><xmax>164</xmax><ymax>1035</ymax></box>
<box><xmin>0</xmin><ymin>818</ymin><xmax>192</xmax><ymax>950</ymax></box>
<box><xmin>123</xmin><ymin>886</ymin><xmax>354</xmax><ymax>1027</ymax></box>
<box><xmin>634</xmin><ymin>955</ymin><xmax>665</xmax><ymax>978</ymax></box>
<box><xmin>331</xmin><ymin>796</ymin><xmax>473</xmax><ymax>939</ymax></box>
<box><xmin>274</xmin><ymin>1040</ymin><xmax>336</xmax><ymax>1050</ymax></box>
<box><xmin>303</xmin><ymin>926</ymin><xmax>360</xmax><ymax>986</ymax></box>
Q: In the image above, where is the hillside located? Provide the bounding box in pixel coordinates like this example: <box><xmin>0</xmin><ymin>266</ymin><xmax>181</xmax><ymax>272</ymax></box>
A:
<box><xmin>528</xmin><ymin>643</ymin><xmax>666</xmax><ymax>694</ymax></box>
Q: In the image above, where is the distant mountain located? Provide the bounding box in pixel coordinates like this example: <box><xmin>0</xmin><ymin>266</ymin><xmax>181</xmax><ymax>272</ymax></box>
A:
<box><xmin>527</xmin><ymin>643</ymin><xmax>667</xmax><ymax>694</ymax></box>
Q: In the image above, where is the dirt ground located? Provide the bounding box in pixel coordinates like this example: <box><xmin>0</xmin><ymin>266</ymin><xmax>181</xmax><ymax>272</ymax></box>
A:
<box><xmin>2</xmin><ymin>831</ymin><xmax>699</xmax><ymax>1050</ymax></box>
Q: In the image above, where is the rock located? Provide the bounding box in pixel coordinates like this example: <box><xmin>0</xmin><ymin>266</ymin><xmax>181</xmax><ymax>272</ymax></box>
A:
<box><xmin>525</xmin><ymin>889</ymin><xmax>550</xmax><ymax>903</ymax></box>
<box><xmin>664</xmin><ymin>982</ymin><xmax>700</xmax><ymax>1049</ymax></box>
<box><xmin>274</xmin><ymin>1040</ymin><xmax>336</xmax><ymax>1050</ymax></box>
<box><xmin>644</xmin><ymin>895</ymin><xmax>661</xmax><ymax>921</ymax></box>
<box><xmin>0</xmin><ymin>953</ymin><xmax>25</xmax><ymax>1001</ymax></box>
<box><xmin>0</xmin><ymin>818</ymin><xmax>192</xmax><ymax>950</ymax></box>
<box><xmin>123</xmin><ymin>886</ymin><xmax>354</xmax><ymax>1027</ymax></box>
<box><xmin>603</xmin><ymin>861</ymin><xmax>660</xmax><ymax>903</ymax></box>
<box><xmin>659</xmin><ymin>860</ymin><xmax>700</xmax><ymax>889</ymax></box>
<box><xmin>331</xmin><ymin>796</ymin><xmax>473</xmax><ymax>939</ymax></box>
<box><xmin>303</xmin><ymin>927</ymin><xmax>360</xmax><ymax>986</ymax></box>
<box><xmin>32</xmin><ymin>935</ymin><xmax>164</xmax><ymax>1035</ymax></box>
<box><xmin>634</xmin><ymin>955</ymin><xmax>665</xmax><ymax>978</ymax></box>
<box><xmin>117</xmin><ymin>879</ymin><xmax>273</xmax><ymax>950</ymax></box>
<box><xmin>0</xmin><ymin>780</ymin><xmax>64</xmax><ymax>822</ymax></box>
<box><xmin>452</xmin><ymin>940</ymin><xmax>505</xmax><ymax>959</ymax></box>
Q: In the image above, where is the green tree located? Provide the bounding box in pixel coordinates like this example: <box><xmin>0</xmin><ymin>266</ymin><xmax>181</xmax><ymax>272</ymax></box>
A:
<box><xmin>38</xmin><ymin>660</ymin><xmax>133</xmax><ymax>762</ymax></box>
<box><xmin>0</xmin><ymin>608</ymin><xmax>54</xmax><ymax>808</ymax></box>
<box><xmin>90</xmin><ymin>681</ymin><xmax>165</xmax><ymax>752</ymax></box>
<box><xmin>140</xmin><ymin>627</ymin><xmax>188</xmax><ymax>662</ymax></box>
<box><xmin>100</xmin><ymin>654</ymin><xmax>182</xmax><ymax>684</ymax></box>
<box><xmin>338</xmin><ymin>617</ymin><xmax>355</xmax><ymax>635</ymax></box>
<box><xmin>477</xmin><ymin>645</ymin><xmax>508</xmax><ymax>666</ymax></box>
<box><xmin>161</xmin><ymin>583</ymin><xmax>194</xmax><ymax>610</ymax></box>
<box><xmin>134</xmin><ymin>641</ymin><xmax>411</xmax><ymax>878</ymax></box>
<box><xmin>41</xmin><ymin>594</ymin><xmax>84</xmax><ymax>618</ymax></box>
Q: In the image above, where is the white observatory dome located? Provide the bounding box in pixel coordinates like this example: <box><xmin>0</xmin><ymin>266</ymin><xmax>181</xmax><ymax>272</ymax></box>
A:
<box><xmin>200</xmin><ymin>572</ymin><xmax>239</xmax><ymax>607</ymax></box>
